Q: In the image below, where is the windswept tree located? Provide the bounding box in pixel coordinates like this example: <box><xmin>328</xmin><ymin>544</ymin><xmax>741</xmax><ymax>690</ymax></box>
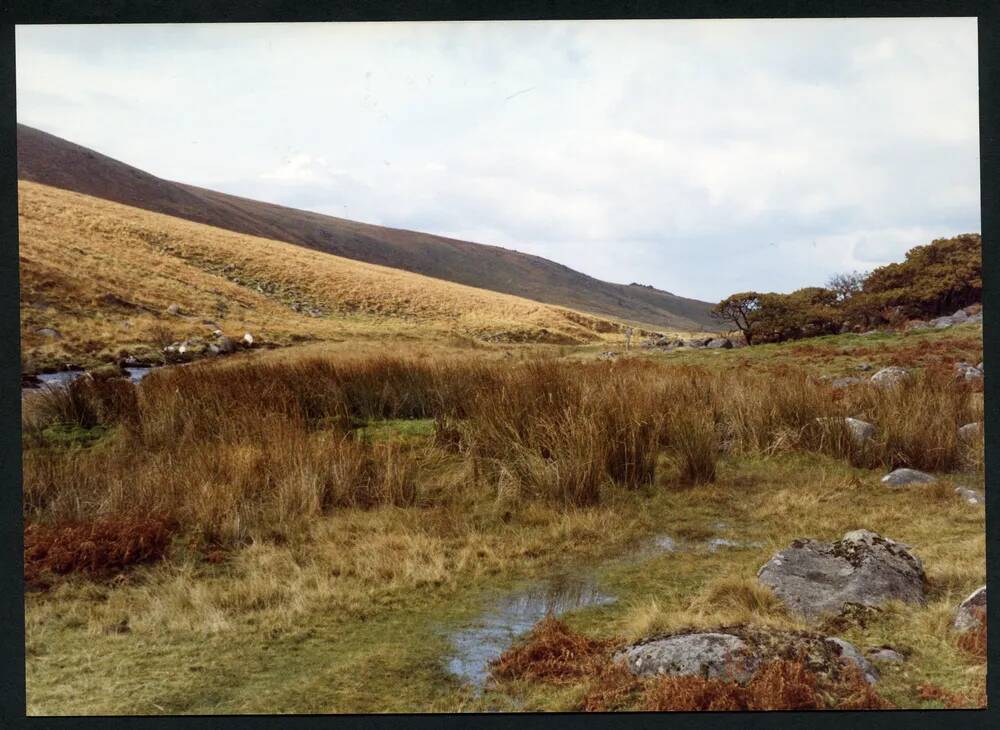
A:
<box><xmin>712</xmin><ymin>292</ymin><xmax>762</xmax><ymax>345</ymax></box>
<box><xmin>826</xmin><ymin>270</ymin><xmax>867</xmax><ymax>302</ymax></box>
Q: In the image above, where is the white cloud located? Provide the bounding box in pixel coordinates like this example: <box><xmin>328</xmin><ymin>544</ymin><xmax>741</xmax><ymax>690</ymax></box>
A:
<box><xmin>15</xmin><ymin>19</ymin><xmax>980</xmax><ymax>301</ymax></box>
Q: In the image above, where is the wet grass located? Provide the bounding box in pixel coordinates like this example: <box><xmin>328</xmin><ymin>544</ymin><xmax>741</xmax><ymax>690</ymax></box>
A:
<box><xmin>24</xmin><ymin>450</ymin><xmax>984</xmax><ymax>713</ymax></box>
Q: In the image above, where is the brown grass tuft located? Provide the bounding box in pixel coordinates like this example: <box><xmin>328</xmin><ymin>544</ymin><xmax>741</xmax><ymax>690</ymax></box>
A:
<box><xmin>489</xmin><ymin>615</ymin><xmax>615</xmax><ymax>685</ymax></box>
<box><xmin>24</xmin><ymin>515</ymin><xmax>175</xmax><ymax>588</ymax></box>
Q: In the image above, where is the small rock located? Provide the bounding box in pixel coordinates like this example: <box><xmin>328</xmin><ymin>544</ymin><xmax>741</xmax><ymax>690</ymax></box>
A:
<box><xmin>815</xmin><ymin>417</ymin><xmax>876</xmax><ymax>445</ymax></box>
<box><xmin>855</xmin><ymin>363</ymin><xmax>873</xmax><ymax>372</ymax></box>
<box><xmin>957</xmin><ymin>422</ymin><xmax>983</xmax><ymax>442</ymax></box>
<box><xmin>218</xmin><ymin>336</ymin><xmax>237</xmax><ymax>354</ymax></box>
<box><xmin>881</xmin><ymin>468</ymin><xmax>936</xmax><ymax>486</ymax></box>
<box><xmin>967</xmin><ymin>313</ymin><xmax>983</xmax><ymax>324</ymax></box>
<box><xmin>953</xmin><ymin>586</ymin><xmax>986</xmax><ymax>633</ymax></box>
<box><xmin>706</xmin><ymin>338</ymin><xmax>733</xmax><ymax>349</ymax></box>
<box><xmin>166</xmin><ymin>303</ymin><xmax>181</xmax><ymax>316</ymax></box>
<box><xmin>904</xmin><ymin>320</ymin><xmax>930</xmax><ymax>331</ymax></box>
<box><xmin>954</xmin><ymin>486</ymin><xmax>984</xmax><ymax>505</ymax></box>
<box><xmin>825</xmin><ymin>638</ymin><xmax>880</xmax><ymax>684</ymax></box>
<box><xmin>977</xmin><ymin>361</ymin><xmax>983</xmax><ymax>371</ymax></box>
<box><xmin>931</xmin><ymin>316</ymin><xmax>954</xmax><ymax>329</ymax></box>
<box><xmin>34</xmin><ymin>327</ymin><xmax>62</xmax><ymax>339</ymax></box>
<box><xmin>950</xmin><ymin>309</ymin><xmax>969</xmax><ymax>323</ymax></box>
<box><xmin>865</xmin><ymin>647</ymin><xmax>905</xmax><ymax>664</ymax></box>
<box><xmin>242</xmin><ymin>333</ymin><xmax>255</xmax><ymax>347</ymax></box>
<box><xmin>870</xmin><ymin>366</ymin><xmax>911</xmax><ymax>388</ymax></box>
<box><xmin>831</xmin><ymin>377</ymin><xmax>863</xmax><ymax>389</ymax></box>
<box><xmin>955</xmin><ymin>362</ymin><xmax>983</xmax><ymax>381</ymax></box>
<box><xmin>964</xmin><ymin>303</ymin><xmax>983</xmax><ymax>316</ymax></box>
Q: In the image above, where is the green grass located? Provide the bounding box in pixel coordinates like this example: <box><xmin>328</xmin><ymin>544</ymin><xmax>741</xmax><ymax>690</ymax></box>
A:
<box><xmin>25</xmin><ymin>450</ymin><xmax>984</xmax><ymax>714</ymax></box>
<box><xmin>354</xmin><ymin>418</ymin><xmax>436</xmax><ymax>444</ymax></box>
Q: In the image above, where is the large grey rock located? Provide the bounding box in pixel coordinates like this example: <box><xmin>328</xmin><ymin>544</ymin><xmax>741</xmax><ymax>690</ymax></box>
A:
<box><xmin>951</xmin><ymin>309</ymin><xmax>969</xmax><ymax>323</ymax></box>
<box><xmin>617</xmin><ymin>628</ymin><xmax>877</xmax><ymax>685</ymax></box>
<box><xmin>757</xmin><ymin>530</ymin><xmax>926</xmax><ymax>622</ymax></box>
<box><xmin>870</xmin><ymin>366</ymin><xmax>911</xmax><ymax>387</ymax></box>
<box><xmin>881</xmin><ymin>468</ymin><xmax>936</xmax><ymax>486</ymax></box>
<box><xmin>617</xmin><ymin>633</ymin><xmax>756</xmax><ymax>681</ymax></box>
<box><xmin>954</xmin><ymin>486</ymin><xmax>985</xmax><ymax>506</ymax></box>
<box><xmin>953</xmin><ymin>586</ymin><xmax>986</xmax><ymax>633</ymax></box>
<box><xmin>958</xmin><ymin>422</ymin><xmax>983</xmax><ymax>442</ymax></box>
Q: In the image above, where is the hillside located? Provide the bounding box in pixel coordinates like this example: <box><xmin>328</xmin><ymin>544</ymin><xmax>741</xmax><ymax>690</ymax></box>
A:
<box><xmin>18</xmin><ymin>181</ymin><xmax>645</xmax><ymax>370</ymax></box>
<box><xmin>16</xmin><ymin>123</ymin><xmax>715</xmax><ymax>331</ymax></box>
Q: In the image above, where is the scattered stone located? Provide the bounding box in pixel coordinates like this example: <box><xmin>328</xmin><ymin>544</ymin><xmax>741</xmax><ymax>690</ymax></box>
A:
<box><xmin>166</xmin><ymin>303</ymin><xmax>181</xmax><ymax>316</ymax></box>
<box><xmin>967</xmin><ymin>312</ymin><xmax>983</xmax><ymax>324</ymax></box>
<box><xmin>815</xmin><ymin>417</ymin><xmax>876</xmax><ymax>445</ymax></box>
<box><xmin>706</xmin><ymin>338</ymin><xmax>733</xmax><ymax>349</ymax></box>
<box><xmin>860</xmin><ymin>330</ymin><xmax>879</xmax><ymax>336</ymax></box>
<box><xmin>865</xmin><ymin>647</ymin><xmax>905</xmax><ymax>664</ymax></box>
<box><xmin>830</xmin><ymin>377</ymin><xmax>863</xmax><ymax>389</ymax></box>
<box><xmin>757</xmin><ymin>529</ymin><xmax>926</xmax><ymax>622</ymax></box>
<box><xmin>957</xmin><ymin>422</ymin><xmax>983</xmax><ymax>442</ymax></box>
<box><xmin>955</xmin><ymin>362</ymin><xmax>983</xmax><ymax>381</ymax></box>
<box><xmin>34</xmin><ymin>327</ymin><xmax>61</xmax><ymax>339</ymax></box>
<box><xmin>904</xmin><ymin>319</ymin><xmax>930</xmax><ymax>331</ymax></box>
<box><xmin>951</xmin><ymin>309</ymin><xmax>969</xmax><ymax>323</ymax></box>
<box><xmin>598</xmin><ymin>351</ymin><xmax>620</xmax><ymax>360</ymax></box>
<box><xmin>930</xmin><ymin>316</ymin><xmax>954</xmax><ymax>329</ymax></box>
<box><xmin>964</xmin><ymin>303</ymin><xmax>983</xmax><ymax>316</ymax></box>
<box><xmin>218</xmin><ymin>336</ymin><xmax>237</xmax><ymax>354</ymax></box>
<box><xmin>616</xmin><ymin>626</ymin><xmax>878</xmax><ymax>685</ymax></box>
<box><xmin>855</xmin><ymin>363</ymin><xmax>873</xmax><ymax>372</ymax></box>
<box><xmin>977</xmin><ymin>361</ymin><xmax>984</xmax><ymax>372</ymax></box>
<box><xmin>953</xmin><ymin>586</ymin><xmax>986</xmax><ymax>633</ymax></box>
<box><xmin>954</xmin><ymin>486</ymin><xmax>985</xmax><ymax>506</ymax></box>
<box><xmin>870</xmin><ymin>366</ymin><xmax>911</xmax><ymax>387</ymax></box>
<box><xmin>825</xmin><ymin>638</ymin><xmax>880</xmax><ymax>684</ymax></box>
<box><xmin>881</xmin><ymin>468</ymin><xmax>936</xmax><ymax>486</ymax></box>
<box><xmin>242</xmin><ymin>332</ymin><xmax>255</xmax><ymax>347</ymax></box>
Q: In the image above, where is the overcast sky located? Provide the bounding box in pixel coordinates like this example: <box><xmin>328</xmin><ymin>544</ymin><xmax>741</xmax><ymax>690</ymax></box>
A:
<box><xmin>16</xmin><ymin>19</ymin><xmax>980</xmax><ymax>301</ymax></box>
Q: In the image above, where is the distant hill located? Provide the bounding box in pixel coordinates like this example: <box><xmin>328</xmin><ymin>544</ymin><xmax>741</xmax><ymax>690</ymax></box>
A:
<box><xmin>16</xmin><ymin>123</ymin><xmax>715</xmax><ymax>331</ymax></box>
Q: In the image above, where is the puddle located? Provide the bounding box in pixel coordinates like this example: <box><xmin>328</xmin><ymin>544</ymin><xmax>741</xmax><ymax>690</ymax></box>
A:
<box><xmin>446</xmin><ymin>572</ymin><xmax>616</xmax><ymax>689</ymax></box>
<box><xmin>444</xmin><ymin>529</ymin><xmax>767</xmax><ymax>690</ymax></box>
<box><xmin>445</xmin><ymin>533</ymin><xmax>679</xmax><ymax>690</ymax></box>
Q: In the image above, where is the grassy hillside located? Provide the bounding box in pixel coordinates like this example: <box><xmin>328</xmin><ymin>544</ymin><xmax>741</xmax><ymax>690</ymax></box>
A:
<box><xmin>19</xmin><ymin>181</ymin><xmax>656</xmax><ymax>371</ymax></box>
<box><xmin>17</xmin><ymin>123</ymin><xmax>715</xmax><ymax>331</ymax></box>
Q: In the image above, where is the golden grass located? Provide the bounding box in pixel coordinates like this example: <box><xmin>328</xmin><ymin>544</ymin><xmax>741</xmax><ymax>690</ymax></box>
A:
<box><xmin>19</xmin><ymin>181</ymin><xmax>636</xmax><ymax>370</ymax></box>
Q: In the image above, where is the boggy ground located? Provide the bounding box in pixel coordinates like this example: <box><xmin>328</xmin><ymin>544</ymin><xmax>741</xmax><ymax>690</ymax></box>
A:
<box><xmin>22</xmin><ymin>335</ymin><xmax>985</xmax><ymax>714</ymax></box>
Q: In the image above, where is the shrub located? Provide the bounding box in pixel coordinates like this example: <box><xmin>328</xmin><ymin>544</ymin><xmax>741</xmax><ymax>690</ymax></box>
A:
<box><xmin>24</xmin><ymin>515</ymin><xmax>175</xmax><ymax>588</ymax></box>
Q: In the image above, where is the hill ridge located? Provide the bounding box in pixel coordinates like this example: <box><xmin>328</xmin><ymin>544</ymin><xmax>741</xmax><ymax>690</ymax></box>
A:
<box><xmin>16</xmin><ymin>123</ymin><xmax>715</xmax><ymax>331</ymax></box>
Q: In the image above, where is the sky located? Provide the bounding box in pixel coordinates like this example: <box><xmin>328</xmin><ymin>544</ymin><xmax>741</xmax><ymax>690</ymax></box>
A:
<box><xmin>15</xmin><ymin>19</ymin><xmax>981</xmax><ymax>302</ymax></box>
